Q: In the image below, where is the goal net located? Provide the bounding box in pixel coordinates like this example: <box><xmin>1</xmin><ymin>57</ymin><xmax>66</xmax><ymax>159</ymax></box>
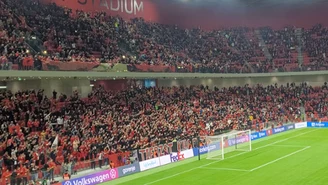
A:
<box><xmin>205</xmin><ymin>130</ymin><xmax>252</xmax><ymax>160</ymax></box>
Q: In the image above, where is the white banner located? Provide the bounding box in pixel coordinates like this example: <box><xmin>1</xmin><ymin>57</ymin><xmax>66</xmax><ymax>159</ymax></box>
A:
<box><xmin>180</xmin><ymin>149</ymin><xmax>194</xmax><ymax>159</ymax></box>
<box><xmin>139</xmin><ymin>158</ymin><xmax>160</xmax><ymax>171</ymax></box>
<box><xmin>295</xmin><ymin>122</ymin><xmax>307</xmax><ymax>129</ymax></box>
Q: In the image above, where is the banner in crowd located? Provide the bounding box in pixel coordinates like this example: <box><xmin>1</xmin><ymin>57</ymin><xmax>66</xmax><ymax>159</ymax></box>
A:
<box><xmin>42</xmin><ymin>60</ymin><xmax>100</xmax><ymax>71</ymax></box>
<box><xmin>138</xmin><ymin>139</ymin><xmax>191</xmax><ymax>161</ymax></box>
<box><xmin>307</xmin><ymin>122</ymin><xmax>328</xmax><ymax>128</ymax></box>
<box><xmin>62</xmin><ymin>168</ymin><xmax>118</xmax><ymax>185</ymax></box>
<box><xmin>92</xmin><ymin>63</ymin><xmax>128</xmax><ymax>72</ymax></box>
<box><xmin>117</xmin><ymin>163</ymin><xmax>140</xmax><ymax>177</ymax></box>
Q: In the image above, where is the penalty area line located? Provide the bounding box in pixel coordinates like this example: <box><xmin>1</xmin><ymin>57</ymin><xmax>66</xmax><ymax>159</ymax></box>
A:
<box><xmin>270</xmin><ymin>144</ymin><xmax>311</xmax><ymax>148</ymax></box>
<box><xmin>199</xmin><ymin>167</ymin><xmax>250</xmax><ymax>172</ymax></box>
<box><xmin>250</xmin><ymin>146</ymin><xmax>311</xmax><ymax>172</ymax></box>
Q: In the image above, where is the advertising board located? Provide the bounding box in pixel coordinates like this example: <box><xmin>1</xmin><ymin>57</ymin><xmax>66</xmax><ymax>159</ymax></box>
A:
<box><xmin>139</xmin><ymin>157</ymin><xmax>160</xmax><ymax>172</ymax></box>
<box><xmin>62</xmin><ymin>168</ymin><xmax>118</xmax><ymax>185</ymax></box>
<box><xmin>117</xmin><ymin>163</ymin><xmax>140</xmax><ymax>177</ymax></box>
<box><xmin>251</xmin><ymin>131</ymin><xmax>267</xmax><ymax>141</ymax></box>
<box><xmin>285</xmin><ymin>124</ymin><xmax>295</xmax><ymax>131</ymax></box>
<box><xmin>226</xmin><ymin>135</ymin><xmax>250</xmax><ymax>147</ymax></box>
<box><xmin>307</xmin><ymin>122</ymin><xmax>328</xmax><ymax>128</ymax></box>
<box><xmin>159</xmin><ymin>149</ymin><xmax>195</xmax><ymax>166</ymax></box>
<box><xmin>272</xmin><ymin>126</ymin><xmax>286</xmax><ymax>134</ymax></box>
<box><xmin>295</xmin><ymin>122</ymin><xmax>307</xmax><ymax>129</ymax></box>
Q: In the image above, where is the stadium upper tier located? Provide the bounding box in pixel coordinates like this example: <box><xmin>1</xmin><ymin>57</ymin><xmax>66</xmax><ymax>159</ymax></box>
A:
<box><xmin>0</xmin><ymin>0</ymin><xmax>328</xmax><ymax>73</ymax></box>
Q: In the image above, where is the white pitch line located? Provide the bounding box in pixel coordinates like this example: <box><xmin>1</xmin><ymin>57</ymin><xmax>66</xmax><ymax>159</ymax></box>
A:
<box><xmin>270</xmin><ymin>144</ymin><xmax>311</xmax><ymax>148</ymax></box>
<box><xmin>143</xmin><ymin>129</ymin><xmax>316</xmax><ymax>185</ymax></box>
<box><xmin>200</xmin><ymin>167</ymin><xmax>250</xmax><ymax>172</ymax></box>
<box><xmin>250</xmin><ymin>146</ymin><xmax>311</xmax><ymax>172</ymax></box>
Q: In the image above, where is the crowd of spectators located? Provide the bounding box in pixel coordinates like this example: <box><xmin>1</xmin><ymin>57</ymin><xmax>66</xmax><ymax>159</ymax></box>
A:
<box><xmin>301</xmin><ymin>24</ymin><xmax>328</xmax><ymax>71</ymax></box>
<box><xmin>0</xmin><ymin>0</ymin><xmax>33</xmax><ymax>70</ymax></box>
<box><xmin>1</xmin><ymin>81</ymin><xmax>328</xmax><ymax>183</ymax></box>
<box><xmin>0</xmin><ymin>0</ymin><xmax>327</xmax><ymax>73</ymax></box>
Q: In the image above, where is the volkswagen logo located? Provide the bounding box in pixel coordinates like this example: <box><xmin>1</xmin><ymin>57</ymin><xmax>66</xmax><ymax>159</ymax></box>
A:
<box><xmin>64</xmin><ymin>181</ymin><xmax>72</xmax><ymax>185</ymax></box>
<box><xmin>110</xmin><ymin>169</ymin><xmax>117</xmax><ymax>179</ymax></box>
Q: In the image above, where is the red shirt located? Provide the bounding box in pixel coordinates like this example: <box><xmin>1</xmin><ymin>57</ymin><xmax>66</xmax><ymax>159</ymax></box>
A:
<box><xmin>27</xmin><ymin>120</ymin><xmax>33</xmax><ymax>128</ymax></box>
<box><xmin>48</xmin><ymin>161</ymin><xmax>56</xmax><ymax>169</ymax></box>
<box><xmin>2</xmin><ymin>170</ymin><xmax>11</xmax><ymax>180</ymax></box>
<box><xmin>18</xmin><ymin>155</ymin><xmax>25</xmax><ymax>164</ymax></box>
<box><xmin>8</xmin><ymin>125</ymin><xmax>15</xmax><ymax>134</ymax></box>
<box><xmin>18</xmin><ymin>166</ymin><xmax>28</xmax><ymax>177</ymax></box>
<box><xmin>56</xmin><ymin>155</ymin><xmax>64</xmax><ymax>164</ymax></box>
<box><xmin>33</xmin><ymin>121</ymin><xmax>40</xmax><ymax>127</ymax></box>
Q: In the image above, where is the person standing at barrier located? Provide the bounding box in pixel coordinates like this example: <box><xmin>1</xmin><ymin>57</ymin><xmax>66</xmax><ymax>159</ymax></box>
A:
<box><xmin>41</xmin><ymin>163</ymin><xmax>49</xmax><ymax>180</ymax></box>
<box><xmin>47</xmin><ymin>159</ymin><xmax>56</xmax><ymax>182</ymax></box>
<box><xmin>71</xmin><ymin>158</ymin><xmax>76</xmax><ymax>175</ymax></box>
<box><xmin>104</xmin><ymin>148</ymin><xmax>109</xmax><ymax>166</ymax></box>
<box><xmin>29</xmin><ymin>163</ymin><xmax>38</xmax><ymax>183</ymax></box>
<box><xmin>110</xmin><ymin>161</ymin><xmax>115</xmax><ymax>169</ymax></box>
<box><xmin>98</xmin><ymin>151</ymin><xmax>103</xmax><ymax>169</ymax></box>
<box><xmin>90</xmin><ymin>152</ymin><xmax>96</xmax><ymax>170</ymax></box>
<box><xmin>62</xmin><ymin>162</ymin><xmax>68</xmax><ymax>177</ymax></box>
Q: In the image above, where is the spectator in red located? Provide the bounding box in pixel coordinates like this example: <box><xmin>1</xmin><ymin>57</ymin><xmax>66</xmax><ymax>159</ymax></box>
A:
<box><xmin>47</xmin><ymin>159</ymin><xmax>56</xmax><ymax>182</ymax></box>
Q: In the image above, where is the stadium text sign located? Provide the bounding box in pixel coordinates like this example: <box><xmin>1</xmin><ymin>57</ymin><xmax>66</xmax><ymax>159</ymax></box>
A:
<box><xmin>62</xmin><ymin>169</ymin><xmax>118</xmax><ymax>185</ymax></box>
<box><xmin>77</xmin><ymin>0</ymin><xmax>144</xmax><ymax>15</ymax></box>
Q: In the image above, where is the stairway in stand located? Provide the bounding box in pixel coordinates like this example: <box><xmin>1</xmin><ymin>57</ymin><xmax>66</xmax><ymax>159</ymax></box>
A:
<box><xmin>295</xmin><ymin>28</ymin><xmax>304</xmax><ymax>69</ymax></box>
<box><xmin>254</xmin><ymin>30</ymin><xmax>273</xmax><ymax>68</ymax></box>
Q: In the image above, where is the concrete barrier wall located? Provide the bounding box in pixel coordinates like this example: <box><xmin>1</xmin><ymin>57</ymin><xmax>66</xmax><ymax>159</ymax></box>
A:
<box><xmin>157</xmin><ymin>75</ymin><xmax>328</xmax><ymax>88</ymax></box>
<box><xmin>6</xmin><ymin>79</ymin><xmax>92</xmax><ymax>97</ymax></box>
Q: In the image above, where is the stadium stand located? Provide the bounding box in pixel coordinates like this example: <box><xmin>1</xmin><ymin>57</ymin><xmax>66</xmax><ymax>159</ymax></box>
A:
<box><xmin>1</xmin><ymin>0</ymin><xmax>328</xmax><ymax>182</ymax></box>
<box><xmin>0</xmin><ymin>82</ymin><xmax>327</xmax><ymax>183</ymax></box>
<box><xmin>0</xmin><ymin>0</ymin><xmax>327</xmax><ymax>73</ymax></box>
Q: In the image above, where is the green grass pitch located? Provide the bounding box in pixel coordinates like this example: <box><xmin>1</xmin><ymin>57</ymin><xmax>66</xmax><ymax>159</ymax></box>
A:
<box><xmin>105</xmin><ymin>128</ymin><xmax>328</xmax><ymax>185</ymax></box>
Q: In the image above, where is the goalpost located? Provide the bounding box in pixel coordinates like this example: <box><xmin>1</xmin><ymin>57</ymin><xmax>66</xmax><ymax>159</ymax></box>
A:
<box><xmin>205</xmin><ymin>130</ymin><xmax>252</xmax><ymax>160</ymax></box>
